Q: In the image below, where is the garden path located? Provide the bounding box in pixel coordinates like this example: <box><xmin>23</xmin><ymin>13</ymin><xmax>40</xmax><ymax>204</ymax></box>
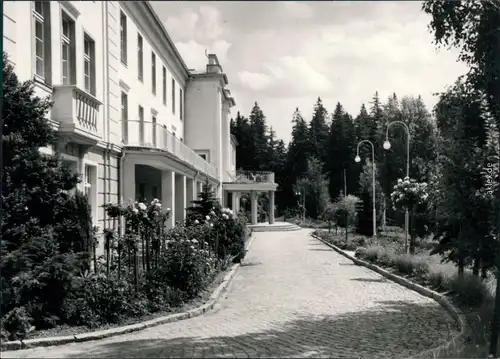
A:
<box><xmin>3</xmin><ymin>229</ymin><xmax>459</xmax><ymax>358</ymax></box>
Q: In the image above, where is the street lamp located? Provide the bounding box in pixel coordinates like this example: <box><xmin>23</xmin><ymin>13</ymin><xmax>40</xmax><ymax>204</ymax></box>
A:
<box><xmin>295</xmin><ymin>189</ymin><xmax>305</xmax><ymax>222</ymax></box>
<box><xmin>384</xmin><ymin>120</ymin><xmax>410</xmax><ymax>254</ymax></box>
<box><xmin>355</xmin><ymin>140</ymin><xmax>376</xmax><ymax>238</ymax></box>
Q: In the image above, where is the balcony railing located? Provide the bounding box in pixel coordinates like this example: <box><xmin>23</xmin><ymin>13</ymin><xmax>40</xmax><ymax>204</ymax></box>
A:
<box><xmin>124</xmin><ymin>120</ymin><xmax>217</xmax><ymax>178</ymax></box>
<box><xmin>51</xmin><ymin>85</ymin><xmax>102</xmax><ymax>143</ymax></box>
<box><xmin>232</xmin><ymin>170</ymin><xmax>275</xmax><ymax>184</ymax></box>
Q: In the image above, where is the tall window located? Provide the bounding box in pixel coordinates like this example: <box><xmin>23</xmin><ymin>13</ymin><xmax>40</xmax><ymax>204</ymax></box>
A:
<box><xmin>151</xmin><ymin>52</ymin><xmax>156</xmax><ymax>95</ymax></box>
<box><xmin>33</xmin><ymin>1</ymin><xmax>51</xmax><ymax>81</ymax></box>
<box><xmin>162</xmin><ymin>66</ymin><xmax>167</xmax><ymax>105</ymax></box>
<box><xmin>179</xmin><ymin>88</ymin><xmax>183</xmax><ymax>121</ymax></box>
<box><xmin>83</xmin><ymin>35</ymin><xmax>96</xmax><ymax>95</ymax></box>
<box><xmin>152</xmin><ymin>115</ymin><xmax>157</xmax><ymax>147</ymax></box>
<box><xmin>61</xmin><ymin>13</ymin><xmax>75</xmax><ymax>85</ymax></box>
<box><xmin>137</xmin><ymin>34</ymin><xmax>143</xmax><ymax>81</ymax></box>
<box><xmin>138</xmin><ymin>105</ymin><xmax>144</xmax><ymax>145</ymax></box>
<box><xmin>171</xmin><ymin>79</ymin><xmax>176</xmax><ymax>114</ymax></box>
<box><xmin>120</xmin><ymin>11</ymin><xmax>127</xmax><ymax>64</ymax></box>
<box><xmin>84</xmin><ymin>165</ymin><xmax>92</xmax><ymax>198</ymax></box>
<box><xmin>121</xmin><ymin>92</ymin><xmax>128</xmax><ymax>143</ymax></box>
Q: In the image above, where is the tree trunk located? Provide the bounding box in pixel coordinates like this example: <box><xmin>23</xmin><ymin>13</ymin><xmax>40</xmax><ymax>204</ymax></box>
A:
<box><xmin>457</xmin><ymin>257</ymin><xmax>465</xmax><ymax>277</ymax></box>
<box><xmin>472</xmin><ymin>256</ymin><xmax>480</xmax><ymax>277</ymax></box>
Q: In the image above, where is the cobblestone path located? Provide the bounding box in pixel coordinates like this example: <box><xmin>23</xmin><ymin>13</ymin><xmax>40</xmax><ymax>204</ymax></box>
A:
<box><xmin>2</xmin><ymin>229</ymin><xmax>458</xmax><ymax>358</ymax></box>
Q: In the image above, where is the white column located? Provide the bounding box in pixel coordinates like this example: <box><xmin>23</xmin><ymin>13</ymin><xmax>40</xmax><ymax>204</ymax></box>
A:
<box><xmin>175</xmin><ymin>174</ymin><xmax>186</xmax><ymax>224</ymax></box>
<box><xmin>251</xmin><ymin>191</ymin><xmax>258</xmax><ymax>225</ymax></box>
<box><xmin>268</xmin><ymin>191</ymin><xmax>275</xmax><ymax>224</ymax></box>
<box><xmin>161</xmin><ymin>170</ymin><xmax>175</xmax><ymax>228</ymax></box>
<box><xmin>186</xmin><ymin>177</ymin><xmax>195</xmax><ymax>207</ymax></box>
<box><xmin>231</xmin><ymin>192</ymin><xmax>238</xmax><ymax>212</ymax></box>
<box><xmin>236</xmin><ymin>193</ymin><xmax>241</xmax><ymax>214</ymax></box>
<box><xmin>123</xmin><ymin>161</ymin><xmax>136</xmax><ymax>205</ymax></box>
<box><xmin>222</xmin><ymin>190</ymin><xmax>227</xmax><ymax>208</ymax></box>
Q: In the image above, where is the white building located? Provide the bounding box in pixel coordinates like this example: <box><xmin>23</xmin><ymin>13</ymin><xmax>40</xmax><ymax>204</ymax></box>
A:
<box><xmin>3</xmin><ymin>1</ymin><xmax>277</xmax><ymax>253</ymax></box>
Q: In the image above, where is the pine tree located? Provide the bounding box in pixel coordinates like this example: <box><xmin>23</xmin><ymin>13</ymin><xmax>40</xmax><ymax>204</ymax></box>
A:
<box><xmin>185</xmin><ymin>179</ymin><xmax>220</xmax><ymax>225</ymax></box>
<box><xmin>282</xmin><ymin>108</ymin><xmax>310</xmax><ymax>209</ymax></box>
<box><xmin>249</xmin><ymin>102</ymin><xmax>268</xmax><ymax>170</ymax></box>
<box><xmin>326</xmin><ymin>102</ymin><xmax>357</xmax><ymax>200</ymax></box>
<box><xmin>308</xmin><ymin>97</ymin><xmax>329</xmax><ymax>163</ymax></box>
<box><xmin>230</xmin><ymin>111</ymin><xmax>253</xmax><ymax>171</ymax></box>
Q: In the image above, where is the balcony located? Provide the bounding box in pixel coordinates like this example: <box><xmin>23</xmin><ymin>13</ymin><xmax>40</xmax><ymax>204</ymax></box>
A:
<box><xmin>124</xmin><ymin>120</ymin><xmax>217</xmax><ymax>179</ymax></box>
<box><xmin>233</xmin><ymin>171</ymin><xmax>275</xmax><ymax>183</ymax></box>
<box><xmin>223</xmin><ymin>170</ymin><xmax>277</xmax><ymax>192</ymax></box>
<box><xmin>51</xmin><ymin>85</ymin><xmax>103</xmax><ymax>145</ymax></box>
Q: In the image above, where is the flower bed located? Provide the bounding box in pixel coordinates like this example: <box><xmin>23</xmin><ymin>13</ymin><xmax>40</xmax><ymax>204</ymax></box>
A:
<box><xmin>1</xmin><ymin>198</ymin><xmax>249</xmax><ymax>342</ymax></box>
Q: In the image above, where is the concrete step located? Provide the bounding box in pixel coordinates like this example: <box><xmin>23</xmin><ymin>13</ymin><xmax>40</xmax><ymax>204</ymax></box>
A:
<box><xmin>248</xmin><ymin>222</ymin><xmax>302</xmax><ymax>232</ymax></box>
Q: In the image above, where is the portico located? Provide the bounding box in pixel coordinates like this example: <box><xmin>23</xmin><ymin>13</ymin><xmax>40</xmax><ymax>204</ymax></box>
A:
<box><xmin>223</xmin><ymin>171</ymin><xmax>278</xmax><ymax>225</ymax></box>
<box><xmin>121</xmin><ymin>149</ymin><xmax>218</xmax><ymax>228</ymax></box>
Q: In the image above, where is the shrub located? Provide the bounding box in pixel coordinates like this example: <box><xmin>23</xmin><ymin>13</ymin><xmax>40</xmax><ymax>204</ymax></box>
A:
<box><xmin>2</xmin><ymin>307</ymin><xmax>34</xmax><ymax>341</ymax></box>
<box><xmin>162</xmin><ymin>225</ymin><xmax>217</xmax><ymax>299</ymax></box>
<box><xmin>1</xmin><ymin>52</ymin><xmax>93</xmax><ymax>337</ymax></box>
<box><xmin>447</xmin><ymin>274</ymin><xmax>490</xmax><ymax>307</ymax></box>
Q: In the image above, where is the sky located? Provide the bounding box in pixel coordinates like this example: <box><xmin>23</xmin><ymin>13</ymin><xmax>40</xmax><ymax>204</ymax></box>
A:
<box><xmin>151</xmin><ymin>1</ymin><xmax>468</xmax><ymax>144</ymax></box>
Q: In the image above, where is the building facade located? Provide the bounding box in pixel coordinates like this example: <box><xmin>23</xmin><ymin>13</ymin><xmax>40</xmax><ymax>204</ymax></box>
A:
<box><xmin>3</xmin><ymin>1</ymin><xmax>277</xmax><ymax>254</ymax></box>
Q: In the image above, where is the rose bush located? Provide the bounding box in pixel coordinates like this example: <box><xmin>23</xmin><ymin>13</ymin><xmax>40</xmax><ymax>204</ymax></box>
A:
<box><xmin>390</xmin><ymin>177</ymin><xmax>429</xmax><ymax>253</ymax></box>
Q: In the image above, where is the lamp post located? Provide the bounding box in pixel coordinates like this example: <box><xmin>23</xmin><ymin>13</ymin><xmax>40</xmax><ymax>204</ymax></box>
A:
<box><xmin>295</xmin><ymin>189</ymin><xmax>305</xmax><ymax>222</ymax></box>
<box><xmin>355</xmin><ymin>140</ymin><xmax>376</xmax><ymax>238</ymax></box>
<box><xmin>384</xmin><ymin>120</ymin><xmax>410</xmax><ymax>255</ymax></box>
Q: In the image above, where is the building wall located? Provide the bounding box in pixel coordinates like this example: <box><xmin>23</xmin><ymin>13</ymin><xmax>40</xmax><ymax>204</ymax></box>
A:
<box><xmin>4</xmin><ymin>0</ymin><xmax>235</xmax><ymax>237</ymax></box>
<box><xmin>185</xmin><ymin>78</ymin><xmax>219</xmax><ymax>165</ymax></box>
<box><xmin>115</xmin><ymin>2</ymin><xmax>187</xmax><ymax>148</ymax></box>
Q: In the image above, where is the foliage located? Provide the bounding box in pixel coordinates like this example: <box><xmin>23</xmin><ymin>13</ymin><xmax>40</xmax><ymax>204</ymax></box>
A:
<box><xmin>296</xmin><ymin>157</ymin><xmax>330</xmax><ymax>219</ymax></box>
<box><xmin>1</xmin><ymin>53</ymin><xmax>93</xmax><ymax>339</ymax></box>
<box><xmin>390</xmin><ymin>177</ymin><xmax>429</xmax><ymax>211</ymax></box>
<box><xmin>185</xmin><ymin>179</ymin><xmax>220</xmax><ymax>226</ymax></box>
<box><xmin>325</xmin><ymin>193</ymin><xmax>361</xmax><ymax>228</ymax></box>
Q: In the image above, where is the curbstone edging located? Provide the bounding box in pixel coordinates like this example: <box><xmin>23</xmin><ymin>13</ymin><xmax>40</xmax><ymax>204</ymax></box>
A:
<box><xmin>311</xmin><ymin>233</ymin><xmax>467</xmax><ymax>359</ymax></box>
<box><xmin>1</xmin><ymin>234</ymin><xmax>256</xmax><ymax>352</ymax></box>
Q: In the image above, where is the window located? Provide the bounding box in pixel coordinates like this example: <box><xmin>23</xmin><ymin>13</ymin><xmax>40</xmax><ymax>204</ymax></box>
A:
<box><xmin>137</xmin><ymin>34</ymin><xmax>143</xmax><ymax>80</ymax></box>
<box><xmin>121</xmin><ymin>92</ymin><xmax>128</xmax><ymax>143</ymax></box>
<box><xmin>162</xmin><ymin>66</ymin><xmax>166</xmax><ymax>105</ymax></box>
<box><xmin>84</xmin><ymin>165</ymin><xmax>92</xmax><ymax>198</ymax></box>
<box><xmin>138</xmin><ymin>105</ymin><xmax>144</xmax><ymax>144</ymax></box>
<box><xmin>83</xmin><ymin>35</ymin><xmax>96</xmax><ymax>95</ymax></box>
<box><xmin>61</xmin><ymin>13</ymin><xmax>76</xmax><ymax>85</ymax></box>
<box><xmin>151</xmin><ymin>52</ymin><xmax>156</xmax><ymax>95</ymax></box>
<box><xmin>179</xmin><ymin>88</ymin><xmax>183</xmax><ymax>121</ymax></box>
<box><xmin>120</xmin><ymin>11</ymin><xmax>127</xmax><ymax>64</ymax></box>
<box><xmin>152</xmin><ymin>115</ymin><xmax>157</xmax><ymax>147</ymax></box>
<box><xmin>33</xmin><ymin>1</ymin><xmax>51</xmax><ymax>81</ymax></box>
<box><xmin>199</xmin><ymin>153</ymin><xmax>207</xmax><ymax>160</ymax></box>
<box><xmin>152</xmin><ymin>186</ymin><xmax>158</xmax><ymax>200</ymax></box>
<box><xmin>171</xmin><ymin>79</ymin><xmax>176</xmax><ymax>114</ymax></box>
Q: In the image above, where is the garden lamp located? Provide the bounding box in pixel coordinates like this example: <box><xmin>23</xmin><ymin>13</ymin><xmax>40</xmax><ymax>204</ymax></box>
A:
<box><xmin>383</xmin><ymin>140</ymin><xmax>391</xmax><ymax>150</ymax></box>
<box><xmin>354</xmin><ymin>155</ymin><xmax>361</xmax><ymax>163</ymax></box>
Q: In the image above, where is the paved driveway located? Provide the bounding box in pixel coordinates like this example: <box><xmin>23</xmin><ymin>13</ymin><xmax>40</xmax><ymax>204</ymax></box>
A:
<box><xmin>3</xmin><ymin>229</ymin><xmax>458</xmax><ymax>358</ymax></box>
